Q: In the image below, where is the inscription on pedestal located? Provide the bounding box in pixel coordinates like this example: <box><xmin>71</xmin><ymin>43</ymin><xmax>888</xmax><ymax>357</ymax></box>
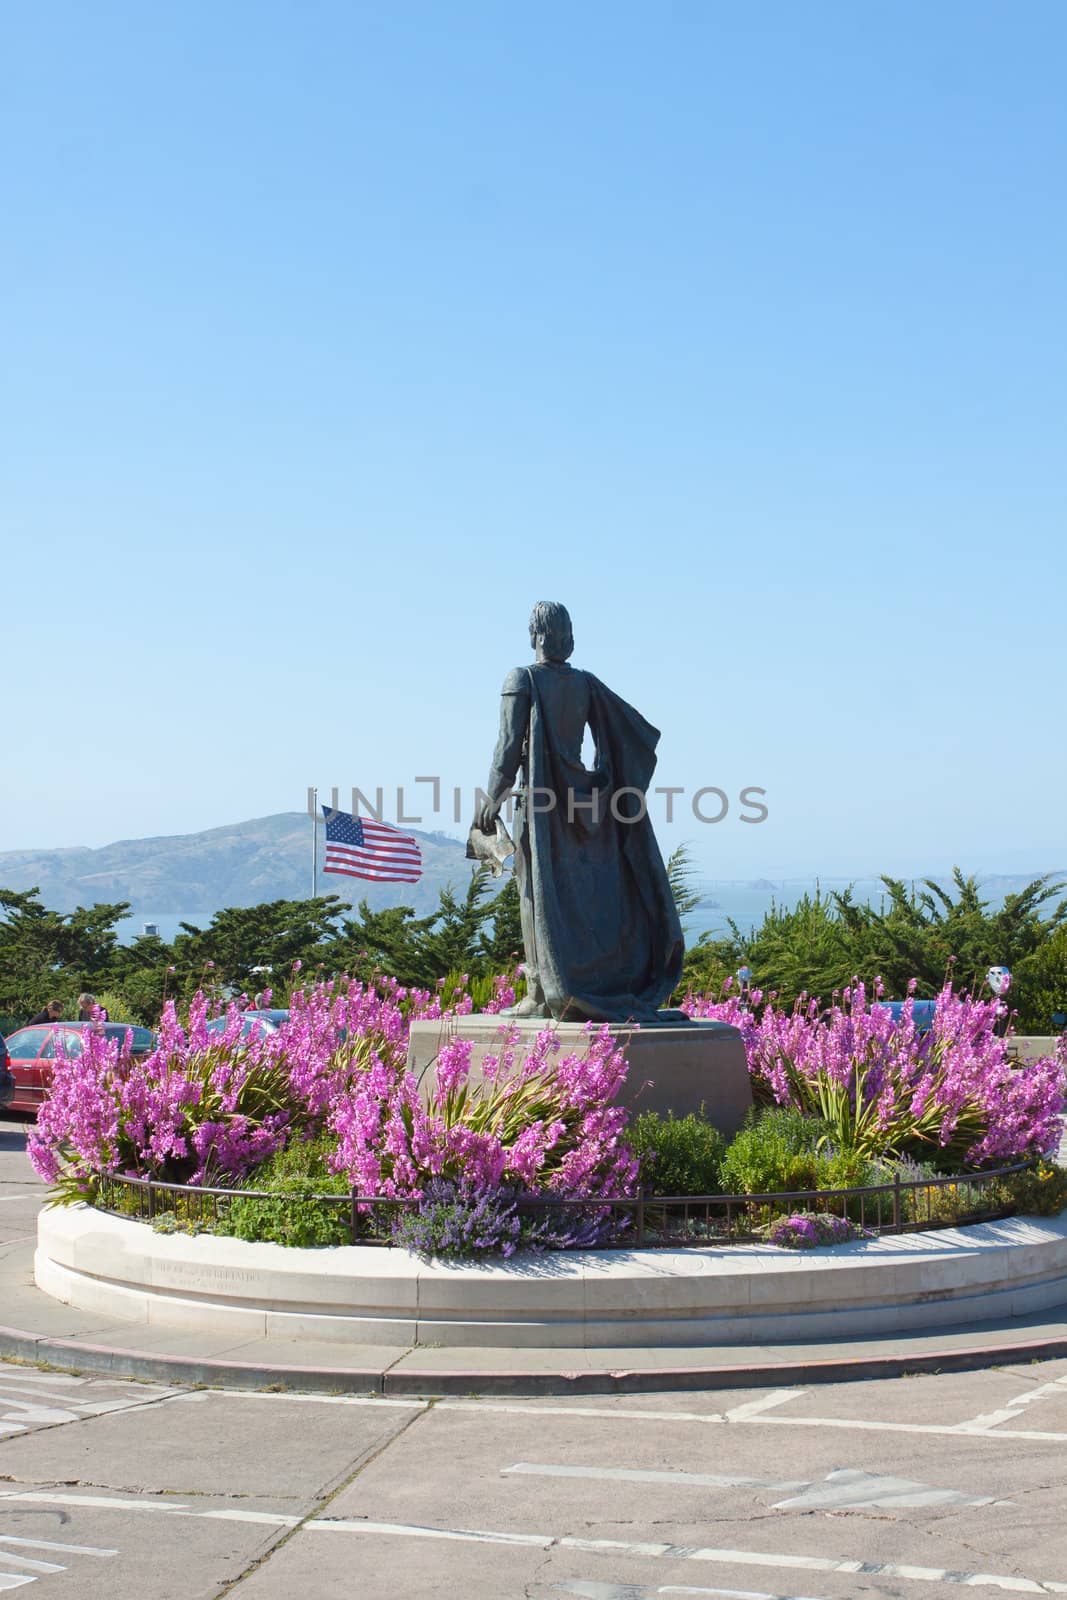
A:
<box><xmin>154</xmin><ymin>1261</ymin><xmax>262</xmax><ymax>1288</ymax></box>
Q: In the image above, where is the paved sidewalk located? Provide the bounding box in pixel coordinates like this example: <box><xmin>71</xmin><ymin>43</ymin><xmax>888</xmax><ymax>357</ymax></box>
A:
<box><xmin>4</xmin><ymin>1114</ymin><xmax>1067</xmax><ymax>1396</ymax></box>
<box><xmin>6</xmin><ymin>1354</ymin><xmax>1067</xmax><ymax>1600</ymax></box>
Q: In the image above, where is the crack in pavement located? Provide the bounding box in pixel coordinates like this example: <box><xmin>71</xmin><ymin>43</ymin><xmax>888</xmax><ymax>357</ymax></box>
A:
<box><xmin>209</xmin><ymin>1399</ymin><xmax>433</xmax><ymax>1598</ymax></box>
<box><xmin>0</xmin><ymin>1473</ymin><xmax>311</xmax><ymax>1501</ymax></box>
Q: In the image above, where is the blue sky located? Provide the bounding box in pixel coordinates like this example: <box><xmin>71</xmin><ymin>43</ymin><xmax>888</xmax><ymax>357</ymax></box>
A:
<box><xmin>3</xmin><ymin>1</ymin><xmax>1064</xmax><ymax>879</ymax></box>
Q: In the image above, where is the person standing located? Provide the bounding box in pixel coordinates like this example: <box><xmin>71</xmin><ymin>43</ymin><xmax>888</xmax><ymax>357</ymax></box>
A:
<box><xmin>26</xmin><ymin>1000</ymin><xmax>63</xmax><ymax>1025</ymax></box>
<box><xmin>77</xmin><ymin>992</ymin><xmax>109</xmax><ymax>1021</ymax></box>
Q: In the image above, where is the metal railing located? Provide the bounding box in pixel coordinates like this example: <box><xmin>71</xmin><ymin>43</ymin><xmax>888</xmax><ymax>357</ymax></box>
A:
<box><xmin>94</xmin><ymin>1159</ymin><xmax>1037</xmax><ymax>1249</ymax></box>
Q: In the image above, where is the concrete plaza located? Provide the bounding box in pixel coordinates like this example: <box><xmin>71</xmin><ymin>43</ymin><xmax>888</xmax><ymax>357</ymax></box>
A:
<box><xmin>2</xmin><ymin>1350</ymin><xmax>1067</xmax><ymax>1597</ymax></box>
<box><xmin>3</xmin><ymin>1114</ymin><xmax>1067</xmax><ymax>1597</ymax></box>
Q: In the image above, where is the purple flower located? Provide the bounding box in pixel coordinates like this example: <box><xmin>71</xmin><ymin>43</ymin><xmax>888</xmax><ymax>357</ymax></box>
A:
<box><xmin>682</xmin><ymin>978</ymin><xmax>1065</xmax><ymax>1165</ymax></box>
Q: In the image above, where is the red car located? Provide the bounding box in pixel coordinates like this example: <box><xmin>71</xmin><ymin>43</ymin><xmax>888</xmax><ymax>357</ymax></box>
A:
<box><xmin>3</xmin><ymin>1022</ymin><xmax>155</xmax><ymax>1113</ymax></box>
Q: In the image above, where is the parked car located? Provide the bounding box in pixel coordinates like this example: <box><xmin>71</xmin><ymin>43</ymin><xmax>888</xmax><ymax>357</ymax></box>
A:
<box><xmin>203</xmin><ymin>1008</ymin><xmax>291</xmax><ymax>1040</ymax></box>
<box><xmin>870</xmin><ymin>999</ymin><xmax>937</xmax><ymax>1032</ymax></box>
<box><xmin>4</xmin><ymin>1022</ymin><xmax>155</xmax><ymax>1114</ymax></box>
<box><xmin>0</xmin><ymin>1033</ymin><xmax>13</xmax><ymax>1110</ymax></box>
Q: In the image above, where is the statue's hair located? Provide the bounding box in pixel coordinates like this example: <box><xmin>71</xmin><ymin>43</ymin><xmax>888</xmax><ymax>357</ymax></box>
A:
<box><xmin>529</xmin><ymin>601</ymin><xmax>574</xmax><ymax>661</ymax></box>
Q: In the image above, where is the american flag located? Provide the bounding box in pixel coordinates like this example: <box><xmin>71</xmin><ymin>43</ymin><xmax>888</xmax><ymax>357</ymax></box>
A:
<box><xmin>321</xmin><ymin>807</ymin><xmax>422</xmax><ymax>883</ymax></box>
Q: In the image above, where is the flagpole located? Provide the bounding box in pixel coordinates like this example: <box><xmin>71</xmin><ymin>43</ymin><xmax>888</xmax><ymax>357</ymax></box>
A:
<box><xmin>311</xmin><ymin>786</ymin><xmax>318</xmax><ymax>898</ymax></box>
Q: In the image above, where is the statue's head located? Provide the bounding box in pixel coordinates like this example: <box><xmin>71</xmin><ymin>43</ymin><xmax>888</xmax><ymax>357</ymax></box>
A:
<box><xmin>529</xmin><ymin>601</ymin><xmax>574</xmax><ymax>662</ymax></box>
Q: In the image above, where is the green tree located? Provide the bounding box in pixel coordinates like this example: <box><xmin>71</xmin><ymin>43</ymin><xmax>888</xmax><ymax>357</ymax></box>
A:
<box><xmin>678</xmin><ymin>870</ymin><xmax>1067</xmax><ymax>1017</ymax></box>
<box><xmin>170</xmin><ymin>897</ymin><xmax>347</xmax><ymax>1001</ymax></box>
<box><xmin>109</xmin><ymin>931</ymin><xmax>178</xmax><ymax>1025</ymax></box>
<box><xmin>330</xmin><ymin>903</ymin><xmax>438</xmax><ymax>989</ymax></box>
<box><xmin>333</xmin><ymin>868</ymin><xmax>516</xmax><ymax>989</ymax></box>
<box><xmin>477</xmin><ymin>874</ymin><xmax>523</xmax><ymax>970</ymax></box>
<box><xmin>666</xmin><ymin>844</ymin><xmax>703</xmax><ymax>934</ymax></box>
<box><xmin>4</xmin><ymin>862</ymin><xmax>1064</xmax><ymax>1035</ymax></box>
<box><xmin>831</xmin><ymin>871</ymin><xmax>1066</xmax><ymax>1002</ymax></box>
<box><xmin>1013</xmin><ymin>925</ymin><xmax>1067</xmax><ymax>1033</ymax></box>
<box><xmin>0</xmin><ymin>889</ymin><xmax>131</xmax><ymax>1020</ymax></box>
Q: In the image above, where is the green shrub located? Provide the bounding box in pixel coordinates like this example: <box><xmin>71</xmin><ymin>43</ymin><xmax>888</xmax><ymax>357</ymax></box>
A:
<box><xmin>719</xmin><ymin>1106</ymin><xmax>833</xmax><ymax>1196</ymax></box>
<box><xmin>996</xmin><ymin>1161</ymin><xmax>1067</xmax><ymax>1218</ymax></box>
<box><xmin>909</xmin><ymin>1179</ymin><xmax>990</xmax><ymax>1226</ymax></box>
<box><xmin>92</xmin><ymin>990</ymin><xmax>139</xmax><ymax>1025</ymax></box>
<box><xmin>863</xmin><ymin>1156</ymin><xmax>1027</xmax><ymax>1228</ymax></box>
<box><xmin>215</xmin><ymin>1134</ymin><xmax>352</xmax><ymax>1248</ymax></box>
<box><xmin>628</xmin><ymin>1111</ymin><xmax>727</xmax><ymax>1196</ymax></box>
<box><xmin>819</xmin><ymin>1147</ymin><xmax>886</xmax><ymax>1191</ymax></box>
<box><xmin>152</xmin><ymin>1209</ymin><xmax>210</xmax><ymax>1236</ymax></box>
<box><xmin>716</xmin><ymin>1107</ymin><xmax>893</xmax><ymax>1225</ymax></box>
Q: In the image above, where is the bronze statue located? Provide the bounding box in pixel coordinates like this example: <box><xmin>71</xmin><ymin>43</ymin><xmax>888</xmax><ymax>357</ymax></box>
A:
<box><xmin>472</xmin><ymin>602</ymin><xmax>684</xmax><ymax>1022</ymax></box>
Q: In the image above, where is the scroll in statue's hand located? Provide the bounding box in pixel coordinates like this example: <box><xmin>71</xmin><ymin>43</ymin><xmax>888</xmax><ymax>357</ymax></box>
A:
<box><xmin>466</xmin><ymin>813</ymin><xmax>515</xmax><ymax>877</ymax></box>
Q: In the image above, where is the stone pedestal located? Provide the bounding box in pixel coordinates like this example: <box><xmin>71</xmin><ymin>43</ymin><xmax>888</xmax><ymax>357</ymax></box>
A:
<box><xmin>407</xmin><ymin>1014</ymin><xmax>752</xmax><ymax>1137</ymax></box>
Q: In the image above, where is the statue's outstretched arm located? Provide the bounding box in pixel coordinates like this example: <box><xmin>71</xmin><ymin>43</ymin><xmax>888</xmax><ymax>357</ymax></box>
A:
<box><xmin>478</xmin><ymin>669</ymin><xmax>530</xmax><ymax>830</ymax></box>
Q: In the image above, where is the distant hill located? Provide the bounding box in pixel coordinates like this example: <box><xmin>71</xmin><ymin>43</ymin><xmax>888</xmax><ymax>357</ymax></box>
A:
<box><xmin>2</xmin><ymin>816</ymin><xmax>1061</xmax><ymax>946</ymax></box>
<box><xmin>0</xmin><ymin>813</ymin><xmax>475</xmax><ymax>924</ymax></box>
<box><xmin>687</xmin><ymin>870</ymin><xmax>1067</xmax><ymax>940</ymax></box>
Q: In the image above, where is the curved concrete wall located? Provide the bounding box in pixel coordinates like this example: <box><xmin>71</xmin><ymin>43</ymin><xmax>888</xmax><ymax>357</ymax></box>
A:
<box><xmin>36</xmin><ymin>1205</ymin><xmax>1067</xmax><ymax>1350</ymax></box>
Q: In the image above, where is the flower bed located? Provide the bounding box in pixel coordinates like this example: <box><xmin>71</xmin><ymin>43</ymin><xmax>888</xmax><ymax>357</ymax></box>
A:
<box><xmin>30</xmin><ymin>977</ymin><xmax>636</xmax><ymax>1209</ymax></box>
<box><xmin>29</xmin><ymin>973</ymin><xmax>1067</xmax><ymax>1258</ymax></box>
<box><xmin>94</xmin><ymin>1156</ymin><xmax>1041</xmax><ymax>1252</ymax></box>
<box><xmin>684</xmin><ymin>978</ymin><xmax>1066</xmax><ymax>1165</ymax></box>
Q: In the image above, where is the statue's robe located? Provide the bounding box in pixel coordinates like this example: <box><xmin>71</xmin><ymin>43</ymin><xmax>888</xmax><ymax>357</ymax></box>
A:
<box><xmin>486</xmin><ymin>661</ymin><xmax>684</xmax><ymax>1022</ymax></box>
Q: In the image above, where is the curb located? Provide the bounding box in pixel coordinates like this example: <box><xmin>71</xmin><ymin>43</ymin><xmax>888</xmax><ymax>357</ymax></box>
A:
<box><xmin>3</xmin><ymin>1322</ymin><xmax>1067</xmax><ymax>1396</ymax></box>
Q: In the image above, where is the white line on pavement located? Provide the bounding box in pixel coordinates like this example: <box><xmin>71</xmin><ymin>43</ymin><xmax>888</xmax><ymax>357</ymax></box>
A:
<box><xmin>0</xmin><ymin>1397</ymin><xmax>91</xmax><ymax>1425</ymax></box>
<box><xmin>662</xmin><ymin>1587</ymin><xmax>831</xmax><ymax>1600</ymax></box>
<box><xmin>0</xmin><ymin>1536</ymin><xmax>116</xmax><ymax>1558</ymax></box>
<box><xmin>0</xmin><ymin>1384</ymin><xmax>194</xmax><ymax>1434</ymax></box>
<box><xmin>0</xmin><ymin>1379</ymin><xmax>184</xmax><ymax>1409</ymax></box>
<box><xmin>440</xmin><ymin>1402</ymin><xmax>730</xmax><ymax>1425</ymax></box>
<box><xmin>0</xmin><ymin>1367</ymin><xmax>182</xmax><ymax>1405</ymax></box>
<box><xmin>1</xmin><ymin>1490</ymin><xmax>1059</xmax><ymax>1592</ymax></box>
<box><xmin>959</xmin><ymin>1376</ymin><xmax>1067</xmax><ymax>1432</ymax></box>
<box><xmin>436</xmin><ymin>1399</ymin><xmax>1067</xmax><ymax>1443</ymax></box>
<box><xmin>304</xmin><ymin>1517</ymin><xmax>1067</xmax><ymax>1593</ymax></box>
<box><xmin>723</xmin><ymin>1392</ymin><xmax>807</xmax><ymax>1421</ymax></box>
<box><xmin>505</xmin><ymin>1463</ymin><xmax>808</xmax><ymax>1492</ymax></box>
<box><xmin>6</xmin><ymin>1377</ymin><xmax>1067</xmax><ymax>1444</ymax></box>
<box><xmin>181</xmin><ymin>1389</ymin><xmax>426</xmax><ymax>1411</ymax></box>
<box><xmin>664</xmin><ymin>1589</ymin><xmax>844</xmax><ymax>1600</ymax></box>
<box><xmin>0</xmin><ymin>1490</ymin><xmax>297</xmax><ymax>1527</ymax></box>
<box><xmin>0</xmin><ymin>1382</ymin><xmax>115</xmax><ymax>1408</ymax></box>
<box><xmin>200</xmin><ymin>1510</ymin><xmax>302</xmax><ymax>1528</ymax></box>
<box><xmin>503</xmin><ymin>1462</ymin><xmax>998</xmax><ymax>1510</ymax></box>
<box><xmin>554</xmin><ymin>1584</ymin><xmax>830</xmax><ymax>1600</ymax></box>
<box><xmin>0</xmin><ymin>1575</ymin><xmax>35</xmax><ymax>1592</ymax></box>
<box><xmin>771</xmin><ymin>1468</ymin><xmax>999</xmax><ymax>1511</ymax></box>
<box><xmin>661</xmin><ymin>1588</ymin><xmax>827</xmax><ymax>1599</ymax></box>
<box><xmin>0</xmin><ymin>1492</ymin><xmax>192</xmax><ymax>1515</ymax></box>
<box><xmin>1005</xmin><ymin>1376</ymin><xmax>1067</xmax><ymax>1408</ymax></box>
<box><xmin>753</xmin><ymin>1414</ymin><xmax>1067</xmax><ymax>1443</ymax></box>
<box><xmin>0</xmin><ymin>1554</ymin><xmax>64</xmax><ymax>1575</ymax></box>
<box><xmin>5</xmin><ymin>1370</ymin><xmax>1066</xmax><ymax>1443</ymax></box>
<box><xmin>0</xmin><ymin>1369</ymin><xmax>87</xmax><ymax>1388</ymax></box>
